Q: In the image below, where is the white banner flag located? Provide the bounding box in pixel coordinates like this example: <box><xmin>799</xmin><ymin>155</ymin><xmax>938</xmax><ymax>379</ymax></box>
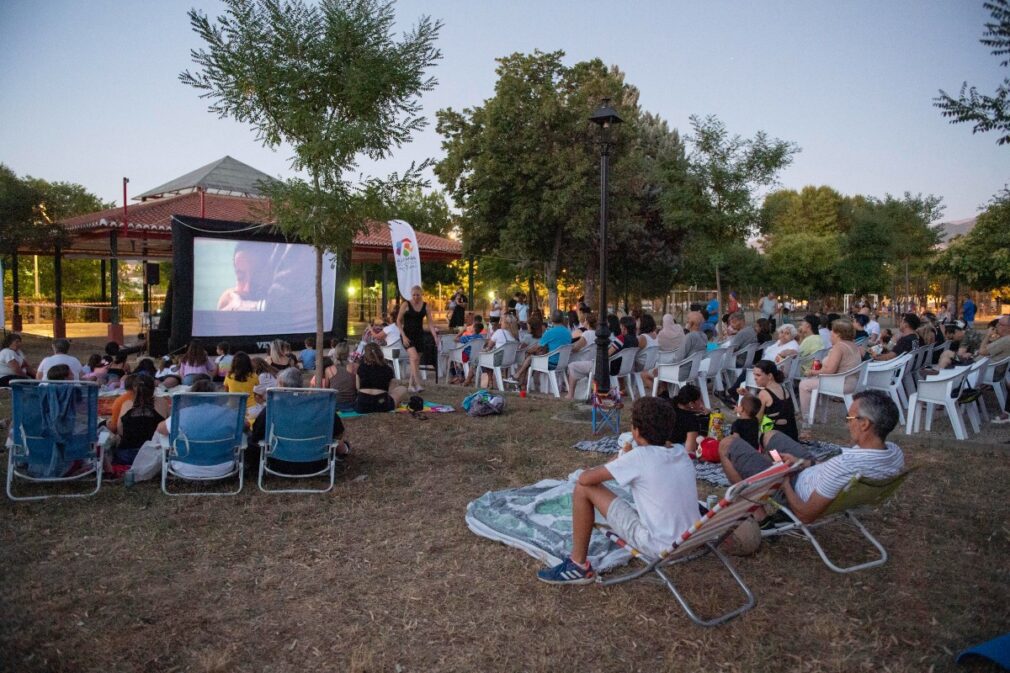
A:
<box><xmin>389</xmin><ymin>219</ymin><xmax>422</xmax><ymax>300</ymax></box>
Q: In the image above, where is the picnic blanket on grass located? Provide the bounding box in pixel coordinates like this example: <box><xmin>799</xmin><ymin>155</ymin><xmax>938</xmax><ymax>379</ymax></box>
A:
<box><xmin>572</xmin><ymin>436</ymin><xmax>845</xmax><ymax>487</ymax></box>
<box><xmin>337</xmin><ymin>401</ymin><xmax>454</xmax><ymax>419</ymax></box>
<box><xmin>466</xmin><ymin>470</ymin><xmax>635</xmax><ymax>572</ymax></box>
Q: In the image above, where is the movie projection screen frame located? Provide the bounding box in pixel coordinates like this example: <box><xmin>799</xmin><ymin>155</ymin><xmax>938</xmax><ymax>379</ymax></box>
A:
<box><xmin>167</xmin><ymin>215</ymin><xmax>341</xmax><ymax>352</ymax></box>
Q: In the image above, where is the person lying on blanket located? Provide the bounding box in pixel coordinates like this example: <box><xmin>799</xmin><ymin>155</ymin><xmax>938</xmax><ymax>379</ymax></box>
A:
<box><xmin>718</xmin><ymin>389</ymin><xmax>904</xmax><ymax>526</ymax></box>
<box><xmin>537</xmin><ymin>397</ymin><xmax>699</xmax><ymax>585</ymax></box>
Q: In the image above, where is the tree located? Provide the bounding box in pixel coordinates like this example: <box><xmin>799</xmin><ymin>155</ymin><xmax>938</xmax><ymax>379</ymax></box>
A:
<box><xmin>676</xmin><ymin>116</ymin><xmax>798</xmax><ymax>303</ymax></box>
<box><xmin>436</xmin><ymin>51</ymin><xmax>640</xmax><ymax>313</ymax></box>
<box><xmin>935</xmin><ymin>0</ymin><xmax>1010</xmax><ymax>145</ymax></box>
<box><xmin>182</xmin><ymin>0</ymin><xmax>441</xmax><ymax>386</ymax></box>
<box><xmin>935</xmin><ymin>188</ymin><xmax>1010</xmax><ymax>290</ymax></box>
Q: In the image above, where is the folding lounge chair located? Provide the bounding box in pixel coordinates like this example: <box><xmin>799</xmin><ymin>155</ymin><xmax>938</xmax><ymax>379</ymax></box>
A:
<box><xmin>595</xmin><ymin>461</ymin><xmax>802</xmax><ymax>626</ymax></box>
<box><xmin>161</xmin><ymin>392</ymin><xmax>247</xmax><ymax>496</ymax></box>
<box><xmin>259</xmin><ymin>388</ymin><xmax>340</xmax><ymax>494</ymax></box>
<box><xmin>6</xmin><ymin>380</ymin><xmax>101</xmax><ymax>501</ymax></box>
<box><xmin>762</xmin><ymin>468</ymin><xmax>915</xmax><ymax>573</ymax></box>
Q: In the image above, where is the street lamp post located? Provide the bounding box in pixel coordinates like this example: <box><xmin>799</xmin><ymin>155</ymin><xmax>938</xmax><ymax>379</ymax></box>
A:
<box><xmin>589</xmin><ymin>98</ymin><xmax>623</xmax><ymax>395</ymax></box>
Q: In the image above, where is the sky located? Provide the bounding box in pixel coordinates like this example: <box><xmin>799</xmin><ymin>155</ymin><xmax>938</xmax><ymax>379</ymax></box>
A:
<box><xmin>1</xmin><ymin>0</ymin><xmax>1006</xmax><ymax>222</ymax></box>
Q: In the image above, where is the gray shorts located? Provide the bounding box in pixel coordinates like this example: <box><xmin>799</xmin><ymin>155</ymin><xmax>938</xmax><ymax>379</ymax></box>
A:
<box><xmin>727</xmin><ymin>431</ymin><xmax>813</xmax><ymax>480</ymax></box>
<box><xmin>604</xmin><ymin>498</ymin><xmax>663</xmax><ymax>558</ymax></box>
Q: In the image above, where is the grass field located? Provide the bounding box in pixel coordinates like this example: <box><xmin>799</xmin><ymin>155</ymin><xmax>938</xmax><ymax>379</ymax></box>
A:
<box><xmin>1</xmin><ymin>335</ymin><xmax>1008</xmax><ymax>672</ymax></box>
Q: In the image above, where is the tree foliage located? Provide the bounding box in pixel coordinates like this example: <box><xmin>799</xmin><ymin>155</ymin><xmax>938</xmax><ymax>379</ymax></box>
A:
<box><xmin>935</xmin><ymin>188</ymin><xmax>1010</xmax><ymax>289</ymax></box>
<box><xmin>182</xmin><ymin>0</ymin><xmax>441</xmax><ymax>384</ymax></box>
<box><xmin>935</xmin><ymin>0</ymin><xmax>1010</xmax><ymax>145</ymax></box>
<box><xmin>436</xmin><ymin>51</ymin><xmax>640</xmax><ymax>312</ymax></box>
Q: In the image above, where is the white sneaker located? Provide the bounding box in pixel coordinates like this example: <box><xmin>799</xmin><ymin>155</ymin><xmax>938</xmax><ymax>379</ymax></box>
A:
<box><xmin>992</xmin><ymin>415</ymin><xmax>1010</xmax><ymax>425</ymax></box>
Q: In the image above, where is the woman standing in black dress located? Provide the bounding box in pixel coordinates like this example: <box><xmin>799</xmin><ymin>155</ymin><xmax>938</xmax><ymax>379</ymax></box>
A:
<box><xmin>397</xmin><ymin>285</ymin><xmax>440</xmax><ymax>393</ymax></box>
<box><xmin>449</xmin><ymin>287</ymin><xmax>467</xmax><ymax>331</ymax></box>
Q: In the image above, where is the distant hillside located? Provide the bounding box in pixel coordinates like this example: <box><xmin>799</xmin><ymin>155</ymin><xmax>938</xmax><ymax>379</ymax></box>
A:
<box><xmin>934</xmin><ymin>216</ymin><xmax>977</xmax><ymax>249</ymax></box>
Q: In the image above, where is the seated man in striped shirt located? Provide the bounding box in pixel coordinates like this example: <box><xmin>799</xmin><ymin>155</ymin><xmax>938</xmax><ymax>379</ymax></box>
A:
<box><xmin>719</xmin><ymin>389</ymin><xmax>905</xmax><ymax>524</ymax></box>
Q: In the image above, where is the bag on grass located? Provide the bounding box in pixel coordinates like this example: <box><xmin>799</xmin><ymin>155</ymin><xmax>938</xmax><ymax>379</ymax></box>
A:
<box><xmin>697</xmin><ymin>437</ymin><xmax>721</xmax><ymax>463</ymax></box>
<box><xmin>130</xmin><ymin>440</ymin><xmax>163</xmax><ymax>481</ymax></box>
<box><xmin>463</xmin><ymin>389</ymin><xmax>505</xmax><ymax>417</ymax></box>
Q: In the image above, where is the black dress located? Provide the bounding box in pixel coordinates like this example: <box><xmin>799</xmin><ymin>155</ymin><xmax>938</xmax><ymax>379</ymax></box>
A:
<box><xmin>449</xmin><ymin>294</ymin><xmax>466</xmax><ymax>330</ymax></box>
<box><xmin>403</xmin><ymin>301</ymin><xmax>428</xmax><ymax>348</ymax></box>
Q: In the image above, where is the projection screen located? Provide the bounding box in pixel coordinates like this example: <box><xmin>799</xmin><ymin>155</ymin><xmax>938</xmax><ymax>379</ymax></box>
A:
<box><xmin>191</xmin><ymin>237</ymin><xmax>336</xmax><ymax>337</ymax></box>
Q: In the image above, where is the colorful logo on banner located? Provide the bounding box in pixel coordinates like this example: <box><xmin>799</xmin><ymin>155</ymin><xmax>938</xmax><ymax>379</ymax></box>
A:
<box><xmin>388</xmin><ymin>219</ymin><xmax>422</xmax><ymax>300</ymax></box>
<box><xmin>396</xmin><ymin>238</ymin><xmax>413</xmax><ymax>257</ymax></box>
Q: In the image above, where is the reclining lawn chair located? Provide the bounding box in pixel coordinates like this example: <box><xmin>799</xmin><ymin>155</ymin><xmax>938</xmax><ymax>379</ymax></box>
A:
<box><xmin>6</xmin><ymin>380</ymin><xmax>101</xmax><ymax>501</ymax></box>
<box><xmin>259</xmin><ymin>388</ymin><xmax>340</xmax><ymax>494</ymax></box>
<box><xmin>595</xmin><ymin>461</ymin><xmax>802</xmax><ymax>626</ymax></box>
<box><xmin>161</xmin><ymin>392</ymin><xmax>247</xmax><ymax>496</ymax></box>
<box><xmin>762</xmin><ymin>468</ymin><xmax>915</xmax><ymax>573</ymax></box>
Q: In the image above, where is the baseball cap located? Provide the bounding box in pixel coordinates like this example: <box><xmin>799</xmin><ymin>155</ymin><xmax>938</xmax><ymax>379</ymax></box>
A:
<box><xmin>952</xmin><ymin>320</ymin><xmax>967</xmax><ymax>330</ymax></box>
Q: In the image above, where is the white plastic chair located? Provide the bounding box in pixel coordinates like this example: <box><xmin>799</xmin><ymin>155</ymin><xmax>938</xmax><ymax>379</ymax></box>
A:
<box><xmin>652</xmin><ymin>351</ymin><xmax>703</xmax><ymax>398</ymax></box>
<box><xmin>808</xmin><ymin>361</ymin><xmax>869</xmax><ymax>425</ymax></box>
<box><xmin>977</xmin><ymin>355</ymin><xmax>1009</xmax><ymax>416</ymax></box>
<box><xmin>721</xmin><ymin>343</ymin><xmax>759</xmax><ymax>392</ymax></box>
<box><xmin>446</xmin><ymin>337</ymin><xmax>485</xmax><ymax>383</ymax></box>
<box><xmin>381</xmin><ymin>341</ymin><xmax>411</xmax><ymax>380</ymax></box>
<box><xmin>612</xmin><ymin>347</ymin><xmax>640</xmax><ymax>399</ymax></box>
<box><xmin>474</xmin><ymin>341</ymin><xmax>520</xmax><ymax>391</ymax></box>
<box><xmin>632</xmin><ymin>346</ymin><xmax>659</xmax><ymax>398</ymax></box>
<box><xmin>527</xmin><ymin>344</ymin><xmax>572</xmax><ymax>398</ymax></box>
<box><xmin>865</xmin><ymin>354</ymin><xmax>912</xmax><ymax>426</ymax></box>
<box><xmin>906</xmin><ymin>367</ymin><xmax>971</xmax><ymax>440</ymax></box>
<box><xmin>656</xmin><ymin>349</ymin><xmax>680</xmax><ymax>365</ymax></box>
<box><xmin>572</xmin><ymin>348</ymin><xmax>640</xmax><ymax>401</ymax></box>
<box><xmin>436</xmin><ymin>334</ymin><xmax>458</xmax><ymax>381</ymax></box>
<box><xmin>697</xmin><ymin>348</ymin><xmax>732</xmax><ymax>410</ymax></box>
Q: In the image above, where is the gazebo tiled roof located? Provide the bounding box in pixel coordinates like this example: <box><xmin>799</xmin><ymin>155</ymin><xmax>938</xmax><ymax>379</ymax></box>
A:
<box><xmin>53</xmin><ymin>190</ymin><xmax>460</xmax><ymax>263</ymax></box>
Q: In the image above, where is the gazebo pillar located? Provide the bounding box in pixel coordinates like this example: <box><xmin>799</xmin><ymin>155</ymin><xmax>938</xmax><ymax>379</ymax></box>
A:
<box><xmin>53</xmin><ymin>246</ymin><xmax>66</xmax><ymax>339</ymax></box>
<box><xmin>107</xmin><ymin>229</ymin><xmax>123</xmax><ymax>344</ymax></box>
<box><xmin>11</xmin><ymin>251</ymin><xmax>22</xmax><ymax>332</ymax></box>
<box><xmin>467</xmin><ymin>256</ymin><xmax>474</xmax><ymax>308</ymax></box>
<box><xmin>100</xmin><ymin>259</ymin><xmax>107</xmax><ymax>301</ymax></box>
<box><xmin>381</xmin><ymin>251</ymin><xmax>388</xmax><ymax>321</ymax></box>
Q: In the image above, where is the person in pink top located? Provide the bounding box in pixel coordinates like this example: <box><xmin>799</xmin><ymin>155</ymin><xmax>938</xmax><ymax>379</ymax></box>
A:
<box><xmin>178</xmin><ymin>341</ymin><xmax>217</xmax><ymax>385</ymax></box>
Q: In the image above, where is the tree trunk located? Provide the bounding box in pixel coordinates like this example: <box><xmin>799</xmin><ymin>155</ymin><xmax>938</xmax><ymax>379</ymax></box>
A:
<box><xmin>545</xmin><ymin>229</ymin><xmax>563</xmax><ymax>315</ymax></box>
<box><xmin>315</xmin><ymin>247</ymin><xmax>325</xmax><ymax>389</ymax></box>
<box><xmin>715</xmin><ymin>264</ymin><xmax>722</xmax><ymax>323</ymax></box>
<box><xmin>584</xmin><ymin>256</ymin><xmax>597</xmax><ymax>313</ymax></box>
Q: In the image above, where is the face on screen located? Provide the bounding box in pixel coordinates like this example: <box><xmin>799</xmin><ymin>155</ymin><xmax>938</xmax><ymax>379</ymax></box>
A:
<box><xmin>192</xmin><ymin>237</ymin><xmax>337</xmax><ymax>337</ymax></box>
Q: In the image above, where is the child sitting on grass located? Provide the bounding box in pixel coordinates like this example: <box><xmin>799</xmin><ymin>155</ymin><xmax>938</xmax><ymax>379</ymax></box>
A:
<box><xmin>730</xmin><ymin>394</ymin><xmax>762</xmax><ymax>449</ymax></box>
<box><xmin>537</xmin><ymin>396</ymin><xmax>699</xmax><ymax>584</ymax></box>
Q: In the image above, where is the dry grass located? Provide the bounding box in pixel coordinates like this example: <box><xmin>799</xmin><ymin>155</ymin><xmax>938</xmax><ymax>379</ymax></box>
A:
<box><xmin>1</xmin><ymin>335</ymin><xmax>1008</xmax><ymax>672</ymax></box>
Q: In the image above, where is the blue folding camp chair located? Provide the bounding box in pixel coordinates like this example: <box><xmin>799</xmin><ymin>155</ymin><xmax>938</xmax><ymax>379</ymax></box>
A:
<box><xmin>6</xmin><ymin>380</ymin><xmax>101</xmax><ymax>501</ymax></box>
<box><xmin>161</xmin><ymin>392</ymin><xmax>247</xmax><ymax>496</ymax></box>
<box><xmin>259</xmin><ymin>388</ymin><xmax>340</xmax><ymax>494</ymax></box>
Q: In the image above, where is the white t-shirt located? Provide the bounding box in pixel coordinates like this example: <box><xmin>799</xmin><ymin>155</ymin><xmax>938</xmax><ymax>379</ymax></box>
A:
<box><xmin>37</xmin><ymin>353</ymin><xmax>83</xmax><ymax>380</ymax></box>
<box><xmin>795</xmin><ymin>442</ymin><xmax>905</xmax><ymax>502</ymax></box>
<box><xmin>605</xmin><ymin>443</ymin><xmax>699</xmax><ymax>557</ymax></box>
<box><xmin>489</xmin><ymin>328</ymin><xmax>516</xmax><ymax>349</ymax></box>
<box><xmin>383</xmin><ymin>324</ymin><xmax>401</xmax><ymax>344</ymax></box>
<box><xmin>760</xmin><ymin>297</ymin><xmax>778</xmax><ymax>318</ymax></box>
<box><xmin>490</xmin><ymin>299</ymin><xmax>501</xmax><ymax>318</ymax></box>
<box><xmin>818</xmin><ymin>327</ymin><xmax>832</xmax><ymax>345</ymax></box>
<box><xmin>516</xmin><ymin>302</ymin><xmax>529</xmax><ymax>322</ymax></box>
<box><xmin>866</xmin><ymin>320</ymin><xmax>881</xmax><ymax>337</ymax></box>
<box><xmin>764</xmin><ymin>339</ymin><xmax>799</xmax><ymax>362</ymax></box>
<box><xmin>0</xmin><ymin>348</ymin><xmax>25</xmax><ymax>377</ymax></box>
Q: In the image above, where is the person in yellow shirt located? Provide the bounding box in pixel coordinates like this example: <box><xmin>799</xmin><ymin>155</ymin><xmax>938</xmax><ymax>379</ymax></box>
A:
<box><xmin>223</xmin><ymin>352</ymin><xmax>259</xmax><ymax>410</ymax></box>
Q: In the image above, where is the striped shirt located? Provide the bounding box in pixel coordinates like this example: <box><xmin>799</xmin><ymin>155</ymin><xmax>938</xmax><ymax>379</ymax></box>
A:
<box><xmin>795</xmin><ymin>442</ymin><xmax>905</xmax><ymax>501</ymax></box>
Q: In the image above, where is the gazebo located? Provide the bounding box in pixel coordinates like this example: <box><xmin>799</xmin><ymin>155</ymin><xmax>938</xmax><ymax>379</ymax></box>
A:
<box><xmin>12</xmin><ymin>156</ymin><xmax>462</xmax><ymax>341</ymax></box>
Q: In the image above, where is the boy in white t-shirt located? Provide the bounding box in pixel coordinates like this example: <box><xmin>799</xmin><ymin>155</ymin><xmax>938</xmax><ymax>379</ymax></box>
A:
<box><xmin>537</xmin><ymin>397</ymin><xmax>699</xmax><ymax>584</ymax></box>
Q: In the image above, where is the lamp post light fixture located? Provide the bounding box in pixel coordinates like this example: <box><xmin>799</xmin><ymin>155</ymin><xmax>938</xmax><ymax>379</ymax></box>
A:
<box><xmin>589</xmin><ymin>97</ymin><xmax>623</xmax><ymax>395</ymax></box>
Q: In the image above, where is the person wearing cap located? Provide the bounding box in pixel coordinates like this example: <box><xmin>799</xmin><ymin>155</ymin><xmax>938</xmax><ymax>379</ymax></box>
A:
<box><xmin>980</xmin><ymin>315</ymin><xmax>1010</xmax><ymax>424</ymax></box>
<box><xmin>936</xmin><ymin>320</ymin><xmax>982</xmax><ymax>369</ymax></box>
<box><xmin>36</xmin><ymin>338</ymin><xmax>83</xmax><ymax>380</ymax></box>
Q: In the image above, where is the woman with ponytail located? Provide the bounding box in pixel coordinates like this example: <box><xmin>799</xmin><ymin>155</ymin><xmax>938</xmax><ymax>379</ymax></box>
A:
<box><xmin>741</xmin><ymin>359</ymin><xmax>798</xmax><ymax>441</ymax></box>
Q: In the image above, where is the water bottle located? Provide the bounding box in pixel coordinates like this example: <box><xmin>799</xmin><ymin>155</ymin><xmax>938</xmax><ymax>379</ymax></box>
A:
<box><xmin>706</xmin><ymin>494</ymin><xmax>719</xmax><ymax>512</ymax></box>
<box><xmin>124</xmin><ymin>470</ymin><xmax>135</xmax><ymax>488</ymax></box>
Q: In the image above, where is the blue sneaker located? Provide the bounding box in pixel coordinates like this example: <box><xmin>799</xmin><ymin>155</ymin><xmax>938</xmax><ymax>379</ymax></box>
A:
<box><xmin>537</xmin><ymin>558</ymin><xmax>595</xmax><ymax>585</ymax></box>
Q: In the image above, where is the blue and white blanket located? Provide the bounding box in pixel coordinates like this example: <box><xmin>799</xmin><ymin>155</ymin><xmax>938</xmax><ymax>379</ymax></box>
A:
<box><xmin>466</xmin><ymin>470</ymin><xmax>635</xmax><ymax>572</ymax></box>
